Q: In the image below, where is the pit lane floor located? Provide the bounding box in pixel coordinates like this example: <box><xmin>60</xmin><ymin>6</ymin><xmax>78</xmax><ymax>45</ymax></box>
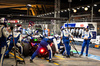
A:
<box><xmin>3</xmin><ymin>45</ymin><xmax>100</xmax><ymax>66</ymax></box>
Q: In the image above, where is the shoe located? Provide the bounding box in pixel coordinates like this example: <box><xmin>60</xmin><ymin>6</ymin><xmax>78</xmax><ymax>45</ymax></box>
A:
<box><xmin>79</xmin><ymin>54</ymin><xmax>82</xmax><ymax>57</ymax></box>
<box><xmin>86</xmin><ymin>54</ymin><xmax>88</xmax><ymax>56</ymax></box>
<box><xmin>4</xmin><ymin>55</ymin><xmax>9</xmax><ymax>58</ymax></box>
<box><xmin>66</xmin><ymin>55</ymin><xmax>70</xmax><ymax>58</ymax></box>
<box><xmin>30</xmin><ymin>59</ymin><xmax>33</xmax><ymax>63</ymax></box>
<box><xmin>49</xmin><ymin>60</ymin><xmax>54</xmax><ymax>63</ymax></box>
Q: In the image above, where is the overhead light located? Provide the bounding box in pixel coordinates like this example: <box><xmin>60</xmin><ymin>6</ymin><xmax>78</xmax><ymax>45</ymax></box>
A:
<box><xmin>50</xmin><ymin>13</ymin><xmax>51</xmax><ymax>14</ymax></box>
<box><xmin>94</xmin><ymin>4</ymin><xmax>97</xmax><ymax>6</ymax></box>
<box><xmin>52</xmin><ymin>12</ymin><xmax>57</xmax><ymax>14</ymax></box>
<box><xmin>84</xmin><ymin>7</ymin><xmax>88</xmax><ymax>11</ymax></box>
<box><xmin>26</xmin><ymin>4</ymin><xmax>32</xmax><ymax>7</ymax></box>
<box><xmin>82</xmin><ymin>7</ymin><xmax>84</xmax><ymax>9</ymax></box>
<box><xmin>61</xmin><ymin>10</ymin><xmax>63</xmax><ymax>12</ymax></box>
<box><xmin>87</xmin><ymin>6</ymin><xmax>90</xmax><ymax>8</ymax></box>
<box><xmin>65</xmin><ymin>10</ymin><xmax>67</xmax><ymax>12</ymax></box>
<box><xmin>77</xmin><ymin>8</ymin><xmax>80</xmax><ymax>10</ymax></box>
<box><xmin>98</xmin><ymin>9</ymin><xmax>100</xmax><ymax>12</ymax></box>
<box><xmin>58</xmin><ymin>11</ymin><xmax>60</xmax><ymax>13</ymax></box>
<box><xmin>45</xmin><ymin>14</ymin><xmax>46</xmax><ymax>15</ymax></box>
<box><xmin>68</xmin><ymin>8</ymin><xmax>70</xmax><ymax>11</ymax></box>
<box><xmin>73</xmin><ymin>9</ymin><xmax>77</xmax><ymax>13</ymax></box>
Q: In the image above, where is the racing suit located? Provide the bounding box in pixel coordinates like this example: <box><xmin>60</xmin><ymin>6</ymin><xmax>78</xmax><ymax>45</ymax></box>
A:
<box><xmin>0</xmin><ymin>25</ymin><xmax>10</xmax><ymax>66</ymax></box>
<box><xmin>5</xmin><ymin>31</ymin><xmax>23</xmax><ymax>56</ymax></box>
<box><xmin>76</xmin><ymin>28</ymin><xmax>79</xmax><ymax>38</ymax></box>
<box><xmin>80</xmin><ymin>31</ymin><xmax>93</xmax><ymax>55</ymax></box>
<box><xmin>79</xmin><ymin>29</ymin><xmax>82</xmax><ymax>38</ymax></box>
<box><xmin>71</xmin><ymin>28</ymin><xmax>75</xmax><ymax>38</ymax></box>
<box><xmin>27</xmin><ymin>27</ymin><xmax>32</xmax><ymax>35</ymax></box>
<box><xmin>31</xmin><ymin>36</ymin><xmax>58</xmax><ymax>61</ymax></box>
<box><xmin>61</xmin><ymin>29</ymin><xmax>73</xmax><ymax>56</ymax></box>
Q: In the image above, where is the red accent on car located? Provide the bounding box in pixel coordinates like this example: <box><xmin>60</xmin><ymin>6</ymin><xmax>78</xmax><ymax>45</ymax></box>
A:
<box><xmin>31</xmin><ymin>43</ymin><xmax>34</xmax><ymax>47</ymax></box>
<box><xmin>40</xmin><ymin>48</ymin><xmax>45</xmax><ymax>53</ymax></box>
<box><xmin>50</xmin><ymin>43</ymin><xmax>53</xmax><ymax>47</ymax></box>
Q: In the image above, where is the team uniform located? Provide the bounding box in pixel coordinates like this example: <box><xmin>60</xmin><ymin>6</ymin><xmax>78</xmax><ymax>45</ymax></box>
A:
<box><xmin>5</xmin><ymin>31</ymin><xmax>23</xmax><ymax>56</ymax></box>
<box><xmin>27</xmin><ymin>27</ymin><xmax>32</xmax><ymax>35</ymax></box>
<box><xmin>0</xmin><ymin>25</ymin><xmax>10</xmax><ymax>66</ymax></box>
<box><xmin>80</xmin><ymin>30</ymin><xmax>93</xmax><ymax>56</ymax></box>
<box><xmin>61</xmin><ymin>29</ymin><xmax>73</xmax><ymax>57</ymax></box>
<box><xmin>79</xmin><ymin>29</ymin><xmax>82</xmax><ymax>38</ymax></box>
<box><xmin>71</xmin><ymin>28</ymin><xmax>76</xmax><ymax>37</ymax></box>
<box><xmin>43</xmin><ymin>29</ymin><xmax>48</xmax><ymax>37</ymax></box>
<box><xmin>76</xmin><ymin>28</ymin><xmax>79</xmax><ymax>38</ymax></box>
<box><xmin>30</xmin><ymin>36</ymin><xmax>58</xmax><ymax>62</ymax></box>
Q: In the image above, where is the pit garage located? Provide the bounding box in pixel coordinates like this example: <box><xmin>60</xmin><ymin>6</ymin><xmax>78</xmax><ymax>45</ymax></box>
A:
<box><xmin>0</xmin><ymin>0</ymin><xmax>100</xmax><ymax>66</ymax></box>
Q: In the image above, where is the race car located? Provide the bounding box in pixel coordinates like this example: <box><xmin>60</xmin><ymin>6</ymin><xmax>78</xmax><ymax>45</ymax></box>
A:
<box><xmin>21</xmin><ymin>35</ymin><xmax>41</xmax><ymax>56</ymax></box>
<box><xmin>37</xmin><ymin>42</ymin><xmax>56</xmax><ymax>59</ymax></box>
<box><xmin>21</xmin><ymin>35</ymin><xmax>56</xmax><ymax>57</ymax></box>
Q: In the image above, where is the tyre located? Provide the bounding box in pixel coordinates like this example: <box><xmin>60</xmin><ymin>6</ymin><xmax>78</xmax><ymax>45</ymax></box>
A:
<box><xmin>70</xmin><ymin>51</ymin><xmax>74</xmax><ymax>56</ymax></box>
<box><xmin>23</xmin><ymin>43</ymin><xmax>30</xmax><ymax>56</ymax></box>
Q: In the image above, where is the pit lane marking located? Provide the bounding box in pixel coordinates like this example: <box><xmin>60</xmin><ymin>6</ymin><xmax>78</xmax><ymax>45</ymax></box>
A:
<box><xmin>9</xmin><ymin>52</ymin><xmax>23</xmax><ymax>61</ymax></box>
<box><xmin>54</xmin><ymin>63</ymin><xmax>59</xmax><ymax>65</ymax></box>
<box><xmin>9</xmin><ymin>57</ymin><xmax>14</xmax><ymax>58</ymax></box>
<box><xmin>40</xmin><ymin>57</ymin><xmax>60</xmax><ymax>65</ymax></box>
<box><xmin>9</xmin><ymin>52</ymin><xmax>60</xmax><ymax>65</ymax></box>
<box><xmin>54</xmin><ymin>55</ymin><xmax>65</xmax><ymax>60</ymax></box>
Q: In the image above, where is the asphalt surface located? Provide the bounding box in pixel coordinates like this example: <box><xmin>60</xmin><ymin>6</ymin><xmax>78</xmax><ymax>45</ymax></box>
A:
<box><xmin>3</xmin><ymin>45</ymin><xmax>100</xmax><ymax>66</ymax></box>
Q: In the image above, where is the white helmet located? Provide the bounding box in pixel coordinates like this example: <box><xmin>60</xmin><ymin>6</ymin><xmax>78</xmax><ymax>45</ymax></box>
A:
<box><xmin>0</xmin><ymin>18</ymin><xmax>7</xmax><ymax>24</ymax></box>
<box><xmin>54</xmin><ymin>34</ymin><xmax>59</xmax><ymax>39</ymax></box>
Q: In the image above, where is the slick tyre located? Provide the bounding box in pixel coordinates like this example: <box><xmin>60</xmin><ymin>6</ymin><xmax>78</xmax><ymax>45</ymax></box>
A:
<box><xmin>23</xmin><ymin>43</ymin><xmax>30</xmax><ymax>56</ymax></box>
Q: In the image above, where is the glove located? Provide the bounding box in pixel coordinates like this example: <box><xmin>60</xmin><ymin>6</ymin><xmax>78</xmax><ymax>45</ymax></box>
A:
<box><xmin>47</xmin><ymin>39</ymin><xmax>52</xmax><ymax>43</ymax></box>
<box><xmin>72</xmin><ymin>39</ymin><xmax>75</xmax><ymax>42</ymax></box>
<box><xmin>7</xmin><ymin>35</ymin><xmax>12</xmax><ymax>40</ymax></box>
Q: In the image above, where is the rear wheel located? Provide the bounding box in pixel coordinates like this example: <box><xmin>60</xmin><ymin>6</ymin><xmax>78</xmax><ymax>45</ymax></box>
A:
<box><xmin>23</xmin><ymin>43</ymin><xmax>31</xmax><ymax>56</ymax></box>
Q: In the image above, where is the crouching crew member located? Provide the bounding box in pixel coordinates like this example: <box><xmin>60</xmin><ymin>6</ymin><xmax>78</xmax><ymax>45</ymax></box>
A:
<box><xmin>30</xmin><ymin>35</ymin><xmax>58</xmax><ymax>63</ymax></box>
<box><xmin>79</xmin><ymin>27</ymin><xmax>93</xmax><ymax>57</ymax></box>
<box><xmin>5</xmin><ymin>26</ymin><xmax>23</xmax><ymax>57</ymax></box>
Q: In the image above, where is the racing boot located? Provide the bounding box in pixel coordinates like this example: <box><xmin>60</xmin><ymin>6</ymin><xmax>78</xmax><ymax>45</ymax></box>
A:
<box><xmin>49</xmin><ymin>60</ymin><xmax>54</xmax><ymax>63</ymax></box>
<box><xmin>4</xmin><ymin>54</ymin><xmax>9</xmax><ymax>58</ymax></box>
<box><xmin>79</xmin><ymin>54</ymin><xmax>83</xmax><ymax>57</ymax></box>
<box><xmin>30</xmin><ymin>59</ymin><xmax>33</xmax><ymax>63</ymax></box>
<box><xmin>86</xmin><ymin>54</ymin><xmax>88</xmax><ymax>57</ymax></box>
<box><xmin>66</xmin><ymin>55</ymin><xmax>70</xmax><ymax>58</ymax></box>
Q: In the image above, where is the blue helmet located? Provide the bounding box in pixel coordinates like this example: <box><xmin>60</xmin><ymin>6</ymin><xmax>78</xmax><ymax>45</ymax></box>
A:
<box><xmin>54</xmin><ymin>34</ymin><xmax>59</xmax><ymax>39</ymax></box>
<box><xmin>35</xmin><ymin>30</ymin><xmax>38</xmax><ymax>33</ymax></box>
<box><xmin>0</xmin><ymin>18</ymin><xmax>7</xmax><ymax>27</ymax></box>
<box><xmin>60</xmin><ymin>26</ymin><xmax>64</xmax><ymax>30</ymax></box>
